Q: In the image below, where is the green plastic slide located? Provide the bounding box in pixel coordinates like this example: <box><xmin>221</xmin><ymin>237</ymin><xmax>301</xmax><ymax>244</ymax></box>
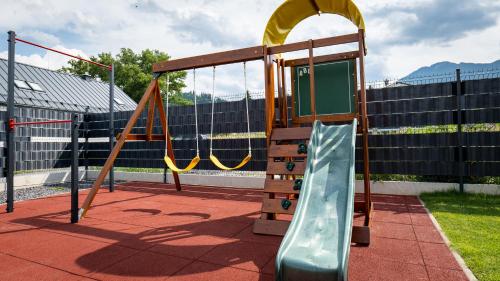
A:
<box><xmin>276</xmin><ymin>120</ymin><xmax>357</xmax><ymax>281</ymax></box>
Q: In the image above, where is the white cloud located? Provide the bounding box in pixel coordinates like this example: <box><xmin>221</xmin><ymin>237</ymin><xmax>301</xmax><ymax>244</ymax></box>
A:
<box><xmin>0</xmin><ymin>0</ymin><xmax>498</xmax><ymax>92</ymax></box>
<box><xmin>0</xmin><ymin>45</ymin><xmax>89</xmax><ymax>70</ymax></box>
<box><xmin>20</xmin><ymin>30</ymin><xmax>61</xmax><ymax>46</ymax></box>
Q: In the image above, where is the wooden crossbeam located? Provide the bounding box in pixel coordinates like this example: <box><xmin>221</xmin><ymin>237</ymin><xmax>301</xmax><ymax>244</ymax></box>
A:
<box><xmin>123</xmin><ymin>134</ymin><xmax>165</xmax><ymax>141</ymax></box>
<box><xmin>152</xmin><ymin>34</ymin><xmax>359</xmax><ymax>73</ymax></box>
<box><xmin>264</xmin><ymin>179</ymin><xmax>301</xmax><ymax>194</ymax></box>
<box><xmin>153</xmin><ymin>46</ymin><xmax>264</xmax><ymax>73</ymax></box>
<box><xmin>284</xmin><ymin>51</ymin><xmax>359</xmax><ymax>67</ymax></box>
<box><xmin>267</xmin><ymin>33</ymin><xmax>359</xmax><ymax>55</ymax></box>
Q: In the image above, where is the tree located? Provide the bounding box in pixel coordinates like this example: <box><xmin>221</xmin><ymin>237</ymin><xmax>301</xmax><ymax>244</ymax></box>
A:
<box><xmin>60</xmin><ymin>48</ymin><xmax>191</xmax><ymax>105</ymax></box>
<box><xmin>180</xmin><ymin>92</ymin><xmax>225</xmax><ymax>104</ymax></box>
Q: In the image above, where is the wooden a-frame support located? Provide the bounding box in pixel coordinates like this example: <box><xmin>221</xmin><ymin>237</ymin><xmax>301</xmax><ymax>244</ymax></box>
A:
<box><xmin>79</xmin><ymin>79</ymin><xmax>181</xmax><ymax>219</ymax></box>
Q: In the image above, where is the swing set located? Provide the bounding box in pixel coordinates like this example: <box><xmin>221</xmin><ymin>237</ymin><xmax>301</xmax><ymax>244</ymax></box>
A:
<box><xmin>163</xmin><ymin>64</ymin><xmax>252</xmax><ymax>173</ymax></box>
<box><xmin>79</xmin><ymin>0</ymin><xmax>372</xmax><ymax>244</ymax></box>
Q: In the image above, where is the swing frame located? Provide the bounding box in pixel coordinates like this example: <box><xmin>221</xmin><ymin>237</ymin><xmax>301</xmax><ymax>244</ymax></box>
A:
<box><xmin>79</xmin><ymin>31</ymin><xmax>372</xmax><ymax>243</ymax></box>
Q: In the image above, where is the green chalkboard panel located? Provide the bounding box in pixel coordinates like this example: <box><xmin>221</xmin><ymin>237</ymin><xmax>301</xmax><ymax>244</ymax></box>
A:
<box><xmin>293</xmin><ymin>59</ymin><xmax>356</xmax><ymax>117</ymax></box>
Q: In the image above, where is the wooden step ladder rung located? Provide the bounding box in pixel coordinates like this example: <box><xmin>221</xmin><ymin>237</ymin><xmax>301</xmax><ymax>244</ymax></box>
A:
<box><xmin>271</xmin><ymin>127</ymin><xmax>312</xmax><ymax>141</ymax></box>
<box><xmin>261</xmin><ymin>198</ymin><xmax>297</xmax><ymax>215</ymax></box>
<box><xmin>264</xmin><ymin>179</ymin><xmax>301</xmax><ymax>194</ymax></box>
<box><xmin>267</xmin><ymin>161</ymin><xmax>306</xmax><ymax>175</ymax></box>
<box><xmin>268</xmin><ymin>143</ymin><xmax>309</xmax><ymax>158</ymax></box>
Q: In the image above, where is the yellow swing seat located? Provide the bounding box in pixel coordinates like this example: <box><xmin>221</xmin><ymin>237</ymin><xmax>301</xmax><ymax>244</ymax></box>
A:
<box><xmin>164</xmin><ymin>155</ymin><xmax>200</xmax><ymax>173</ymax></box>
<box><xmin>209</xmin><ymin>153</ymin><xmax>251</xmax><ymax>171</ymax></box>
<box><xmin>208</xmin><ymin>64</ymin><xmax>252</xmax><ymax>171</ymax></box>
<box><xmin>163</xmin><ymin>70</ymin><xmax>201</xmax><ymax>174</ymax></box>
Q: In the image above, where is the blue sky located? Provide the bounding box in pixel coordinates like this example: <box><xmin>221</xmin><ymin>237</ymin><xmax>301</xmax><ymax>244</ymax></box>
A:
<box><xmin>1</xmin><ymin>0</ymin><xmax>499</xmax><ymax>94</ymax></box>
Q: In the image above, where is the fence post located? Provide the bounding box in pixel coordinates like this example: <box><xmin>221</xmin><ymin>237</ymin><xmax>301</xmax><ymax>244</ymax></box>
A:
<box><xmin>84</xmin><ymin>106</ymin><xmax>89</xmax><ymax>182</ymax></box>
<box><xmin>6</xmin><ymin>31</ymin><xmax>16</xmax><ymax>213</ymax></box>
<box><xmin>163</xmin><ymin>100</ymin><xmax>168</xmax><ymax>184</ymax></box>
<box><xmin>456</xmin><ymin>69</ymin><xmax>464</xmax><ymax>193</ymax></box>
<box><xmin>71</xmin><ymin>113</ymin><xmax>79</xmax><ymax>223</ymax></box>
<box><xmin>109</xmin><ymin>63</ymin><xmax>115</xmax><ymax>192</ymax></box>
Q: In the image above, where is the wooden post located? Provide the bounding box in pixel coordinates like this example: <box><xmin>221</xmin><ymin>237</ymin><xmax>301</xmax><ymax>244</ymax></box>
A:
<box><xmin>154</xmin><ymin>84</ymin><xmax>181</xmax><ymax>190</ymax></box>
<box><xmin>357</xmin><ymin>29</ymin><xmax>371</xmax><ymax>224</ymax></box>
<box><xmin>79</xmin><ymin>80</ymin><xmax>160</xmax><ymax>219</ymax></box>
<box><xmin>145</xmin><ymin>92</ymin><xmax>156</xmax><ymax>141</ymax></box>
<box><xmin>263</xmin><ymin>48</ymin><xmax>277</xmax><ymax>220</ymax></box>
<box><xmin>308</xmin><ymin>40</ymin><xmax>317</xmax><ymax>120</ymax></box>
<box><xmin>264</xmin><ymin>47</ymin><xmax>275</xmax><ymax>143</ymax></box>
<box><xmin>280</xmin><ymin>58</ymin><xmax>288</xmax><ymax>126</ymax></box>
<box><xmin>276</xmin><ymin>59</ymin><xmax>284</xmax><ymax>126</ymax></box>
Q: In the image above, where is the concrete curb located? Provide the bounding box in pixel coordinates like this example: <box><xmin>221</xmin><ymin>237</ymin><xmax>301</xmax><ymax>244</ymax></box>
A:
<box><xmin>3</xmin><ymin>170</ymin><xmax>499</xmax><ymax>196</ymax></box>
<box><xmin>88</xmin><ymin>171</ymin><xmax>500</xmax><ymax>195</ymax></box>
<box><xmin>418</xmin><ymin>197</ymin><xmax>478</xmax><ymax>281</ymax></box>
<box><xmin>0</xmin><ymin>169</ymin><xmax>86</xmax><ymax>192</ymax></box>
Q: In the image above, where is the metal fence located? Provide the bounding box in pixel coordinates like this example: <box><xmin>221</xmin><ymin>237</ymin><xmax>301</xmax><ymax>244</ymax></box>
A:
<box><xmin>0</xmin><ymin>107</ymin><xmax>84</xmax><ymax>177</ymax></box>
<box><xmin>85</xmin><ymin>98</ymin><xmax>267</xmax><ymax>170</ymax></box>
<box><xmin>1</xmin><ymin>70</ymin><xmax>499</xmax><ymax>178</ymax></box>
<box><xmin>83</xmin><ymin>74</ymin><xmax>499</xmax><ymax>177</ymax></box>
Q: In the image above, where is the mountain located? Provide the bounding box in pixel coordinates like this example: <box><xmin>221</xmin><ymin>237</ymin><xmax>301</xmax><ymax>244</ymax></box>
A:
<box><xmin>402</xmin><ymin>60</ymin><xmax>500</xmax><ymax>79</ymax></box>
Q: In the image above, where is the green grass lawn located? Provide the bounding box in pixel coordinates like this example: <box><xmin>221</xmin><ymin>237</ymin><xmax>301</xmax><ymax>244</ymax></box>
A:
<box><xmin>420</xmin><ymin>191</ymin><xmax>500</xmax><ymax>281</ymax></box>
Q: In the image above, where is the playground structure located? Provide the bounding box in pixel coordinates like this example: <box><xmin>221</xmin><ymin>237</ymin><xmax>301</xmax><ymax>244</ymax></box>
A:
<box><xmin>76</xmin><ymin>1</ymin><xmax>371</xmax><ymax>279</ymax></box>
<box><xmin>79</xmin><ymin>0</ymin><xmax>371</xmax><ymax>230</ymax></box>
<box><xmin>1</xmin><ymin>1</ymin><xmax>493</xmax><ymax>281</ymax></box>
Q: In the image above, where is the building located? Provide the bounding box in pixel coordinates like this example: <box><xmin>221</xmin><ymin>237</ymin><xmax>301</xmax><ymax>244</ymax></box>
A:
<box><xmin>0</xmin><ymin>58</ymin><xmax>136</xmax><ymax>113</ymax></box>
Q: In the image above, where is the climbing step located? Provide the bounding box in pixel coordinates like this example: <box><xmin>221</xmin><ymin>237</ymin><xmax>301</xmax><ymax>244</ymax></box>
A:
<box><xmin>268</xmin><ymin>143</ymin><xmax>309</xmax><ymax>158</ymax></box>
<box><xmin>271</xmin><ymin>127</ymin><xmax>312</xmax><ymax>141</ymax></box>
<box><xmin>263</xmin><ymin>179</ymin><xmax>301</xmax><ymax>194</ymax></box>
<box><xmin>267</xmin><ymin>161</ymin><xmax>306</xmax><ymax>175</ymax></box>
<box><xmin>254</xmin><ymin>126</ymin><xmax>313</xmax><ymax>236</ymax></box>
<box><xmin>261</xmin><ymin>198</ymin><xmax>297</xmax><ymax>215</ymax></box>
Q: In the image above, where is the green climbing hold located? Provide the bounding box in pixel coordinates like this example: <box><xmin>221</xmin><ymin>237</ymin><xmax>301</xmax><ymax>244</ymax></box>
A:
<box><xmin>293</xmin><ymin>179</ymin><xmax>303</xmax><ymax>191</ymax></box>
<box><xmin>286</xmin><ymin>161</ymin><xmax>295</xmax><ymax>171</ymax></box>
<box><xmin>297</xmin><ymin>143</ymin><xmax>307</xmax><ymax>154</ymax></box>
<box><xmin>281</xmin><ymin>199</ymin><xmax>292</xmax><ymax>210</ymax></box>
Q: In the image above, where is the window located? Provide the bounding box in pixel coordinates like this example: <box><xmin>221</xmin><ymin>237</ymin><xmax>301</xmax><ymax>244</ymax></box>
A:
<box><xmin>27</xmin><ymin>82</ymin><xmax>44</xmax><ymax>92</ymax></box>
<box><xmin>14</xmin><ymin>80</ymin><xmax>31</xmax><ymax>90</ymax></box>
<box><xmin>114</xmin><ymin>98</ymin><xmax>125</xmax><ymax>106</ymax></box>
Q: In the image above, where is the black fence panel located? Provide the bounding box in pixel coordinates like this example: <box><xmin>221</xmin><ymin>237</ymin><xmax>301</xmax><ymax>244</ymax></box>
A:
<box><xmin>8</xmin><ymin>76</ymin><xmax>492</xmax><ymax>178</ymax></box>
<box><xmin>0</xmin><ymin>107</ymin><xmax>85</xmax><ymax>176</ymax></box>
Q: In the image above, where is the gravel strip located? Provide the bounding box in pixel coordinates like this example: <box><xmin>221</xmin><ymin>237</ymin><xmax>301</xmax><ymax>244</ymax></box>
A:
<box><xmin>0</xmin><ymin>181</ymin><xmax>95</xmax><ymax>204</ymax></box>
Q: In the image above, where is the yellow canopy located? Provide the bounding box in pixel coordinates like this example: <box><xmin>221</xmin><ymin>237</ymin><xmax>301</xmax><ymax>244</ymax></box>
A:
<box><xmin>263</xmin><ymin>0</ymin><xmax>365</xmax><ymax>47</ymax></box>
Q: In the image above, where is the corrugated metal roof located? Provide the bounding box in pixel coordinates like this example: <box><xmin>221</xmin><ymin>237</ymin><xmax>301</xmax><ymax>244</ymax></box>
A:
<box><xmin>0</xmin><ymin>58</ymin><xmax>137</xmax><ymax>113</ymax></box>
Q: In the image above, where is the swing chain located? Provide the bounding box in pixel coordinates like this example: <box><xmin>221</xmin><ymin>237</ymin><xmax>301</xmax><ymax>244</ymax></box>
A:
<box><xmin>244</xmin><ymin>62</ymin><xmax>252</xmax><ymax>156</ymax></box>
<box><xmin>166</xmin><ymin>70</ymin><xmax>200</xmax><ymax>157</ymax></box>
<box><xmin>193</xmin><ymin>69</ymin><xmax>199</xmax><ymax>156</ymax></box>
<box><xmin>210</xmin><ymin>66</ymin><xmax>216</xmax><ymax>155</ymax></box>
<box><xmin>164</xmin><ymin>74</ymin><xmax>170</xmax><ymax>155</ymax></box>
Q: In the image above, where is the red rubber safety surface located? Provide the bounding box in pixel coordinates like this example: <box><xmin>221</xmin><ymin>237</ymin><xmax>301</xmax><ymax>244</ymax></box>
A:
<box><xmin>0</xmin><ymin>182</ymin><xmax>468</xmax><ymax>281</ymax></box>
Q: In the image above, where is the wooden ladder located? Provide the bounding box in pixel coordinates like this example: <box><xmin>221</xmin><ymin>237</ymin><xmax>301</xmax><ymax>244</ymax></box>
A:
<box><xmin>253</xmin><ymin>127</ymin><xmax>312</xmax><ymax>236</ymax></box>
